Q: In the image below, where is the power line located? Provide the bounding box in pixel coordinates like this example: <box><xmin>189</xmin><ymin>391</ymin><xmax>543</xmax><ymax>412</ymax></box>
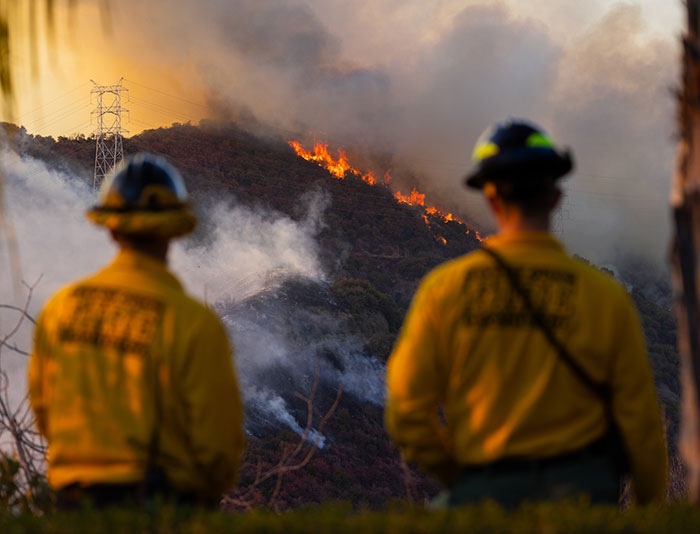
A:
<box><xmin>20</xmin><ymin>98</ymin><xmax>92</xmax><ymax>129</ymax></box>
<box><xmin>124</xmin><ymin>78</ymin><xmax>210</xmax><ymax>111</ymax></box>
<box><xmin>60</xmin><ymin>120</ymin><xmax>93</xmax><ymax>136</ymax></box>
<box><xmin>23</xmin><ymin>102</ymin><xmax>93</xmax><ymax>133</ymax></box>
<box><xmin>128</xmin><ymin>96</ymin><xmax>196</xmax><ymax>123</ymax></box>
<box><xmin>18</xmin><ymin>81</ymin><xmax>92</xmax><ymax>120</ymax></box>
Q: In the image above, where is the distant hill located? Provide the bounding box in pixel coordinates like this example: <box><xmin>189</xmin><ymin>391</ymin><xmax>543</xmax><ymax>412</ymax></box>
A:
<box><xmin>2</xmin><ymin>120</ymin><xmax>682</xmax><ymax>506</ymax></box>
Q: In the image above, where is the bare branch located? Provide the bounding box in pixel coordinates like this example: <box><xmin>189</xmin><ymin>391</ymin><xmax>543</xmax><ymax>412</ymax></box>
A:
<box><xmin>0</xmin><ymin>280</ymin><xmax>48</xmax><ymax>512</ymax></box>
<box><xmin>0</xmin><ymin>341</ymin><xmax>29</xmax><ymax>356</ymax></box>
<box><xmin>0</xmin><ymin>304</ymin><xmax>36</xmax><ymax>324</ymax></box>
<box><xmin>0</xmin><ymin>276</ymin><xmax>41</xmax><ymax>351</ymax></box>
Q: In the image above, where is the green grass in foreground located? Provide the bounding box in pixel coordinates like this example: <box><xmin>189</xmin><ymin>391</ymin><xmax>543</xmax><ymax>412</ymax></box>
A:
<box><xmin>2</xmin><ymin>502</ymin><xmax>700</xmax><ymax>533</ymax></box>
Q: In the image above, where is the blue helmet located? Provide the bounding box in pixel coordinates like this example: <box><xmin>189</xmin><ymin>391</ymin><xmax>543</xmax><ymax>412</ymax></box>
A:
<box><xmin>86</xmin><ymin>153</ymin><xmax>196</xmax><ymax>238</ymax></box>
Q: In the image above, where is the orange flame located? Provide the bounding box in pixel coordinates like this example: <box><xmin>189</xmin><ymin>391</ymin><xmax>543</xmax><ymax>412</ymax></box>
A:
<box><xmin>396</xmin><ymin>190</ymin><xmax>463</xmax><ymax>229</ymax></box>
<box><xmin>289</xmin><ymin>140</ymin><xmax>376</xmax><ymax>186</ymax></box>
<box><xmin>394</xmin><ymin>188</ymin><xmax>425</xmax><ymax>207</ymax></box>
<box><xmin>289</xmin><ymin>140</ymin><xmax>484</xmax><ymax>243</ymax></box>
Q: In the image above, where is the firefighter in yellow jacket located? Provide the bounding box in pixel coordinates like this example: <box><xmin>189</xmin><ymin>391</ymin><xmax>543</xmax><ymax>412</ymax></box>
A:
<box><xmin>29</xmin><ymin>153</ymin><xmax>245</xmax><ymax>507</ymax></box>
<box><xmin>385</xmin><ymin>120</ymin><xmax>666</xmax><ymax>506</ymax></box>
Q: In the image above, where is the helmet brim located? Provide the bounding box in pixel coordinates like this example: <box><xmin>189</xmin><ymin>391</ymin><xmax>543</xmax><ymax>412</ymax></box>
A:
<box><xmin>464</xmin><ymin>169</ymin><xmax>488</xmax><ymax>190</ymax></box>
<box><xmin>86</xmin><ymin>206</ymin><xmax>197</xmax><ymax>238</ymax></box>
<box><xmin>464</xmin><ymin>148</ymin><xmax>573</xmax><ymax>190</ymax></box>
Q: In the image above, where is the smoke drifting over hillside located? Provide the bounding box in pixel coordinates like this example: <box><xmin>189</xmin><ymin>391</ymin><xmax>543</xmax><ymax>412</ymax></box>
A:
<box><xmin>0</xmin><ymin>150</ymin><xmax>369</xmax><ymax>440</ymax></box>
<box><xmin>0</xmin><ymin>150</ymin><xmax>325</xmax><ymax>315</ymax></box>
<box><xmin>88</xmin><ymin>0</ymin><xmax>677</xmax><ymax>268</ymax></box>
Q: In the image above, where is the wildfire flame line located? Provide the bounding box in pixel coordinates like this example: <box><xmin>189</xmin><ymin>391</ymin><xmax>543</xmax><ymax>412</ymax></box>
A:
<box><xmin>288</xmin><ymin>141</ymin><xmax>378</xmax><ymax>186</ymax></box>
<box><xmin>289</xmin><ymin>140</ymin><xmax>483</xmax><ymax>243</ymax></box>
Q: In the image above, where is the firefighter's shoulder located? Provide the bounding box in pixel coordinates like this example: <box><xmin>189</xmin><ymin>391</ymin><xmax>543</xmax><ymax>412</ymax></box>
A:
<box><xmin>418</xmin><ymin>249</ymin><xmax>493</xmax><ymax>293</ymax></box>
<box><xmin>569</xmin><ymin>256</ymin><xmax>632</xmax><ymax>305</ymax></box>
<box><xmin>171</xmin><ymin>289</ymin><xmax>230</xmax><ymax>340</ymax></box>
<box><xmin>37</xmin><ymin>276</ymin><xmax>96</xmax><ymax>320</ymax></box>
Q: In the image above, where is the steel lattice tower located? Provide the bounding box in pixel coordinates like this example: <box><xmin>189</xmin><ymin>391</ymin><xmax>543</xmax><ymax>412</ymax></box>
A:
<box><xmin>91</xmin><ymin>78</ymin><xmax>128</xmax><ymax>189</ymax></box>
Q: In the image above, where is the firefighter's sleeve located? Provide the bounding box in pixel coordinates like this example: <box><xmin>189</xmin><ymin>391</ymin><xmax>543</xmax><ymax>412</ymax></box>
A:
<box><xmin>609</xmin><ymin>292</ymin><xmax>667</xmax><ymax>504</ymax></box>
<box><xmin>181</xmin><ymin>312</ymin><xmax>245</xmax><ymax>497</ymax></box>
<box><xmin>385</xmin><ymin>278</ymin><xmax>456</xmax><ymax>484</ymax></box>
<box><xmin>28</xmin><ymin>310</ymin><xmax>49</xmax><ymax>437</ymax></box>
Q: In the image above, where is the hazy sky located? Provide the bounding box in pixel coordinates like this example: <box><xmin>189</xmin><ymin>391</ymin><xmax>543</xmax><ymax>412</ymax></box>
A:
<box><xmin>2</xmin><ymin>0</ymin><xmax>688</xmax><ymax>269</ymax></box>
<box><xmin>6</xmin><ymin>1</ymin><xmax>683</xmax><ymax>138</ymax></box>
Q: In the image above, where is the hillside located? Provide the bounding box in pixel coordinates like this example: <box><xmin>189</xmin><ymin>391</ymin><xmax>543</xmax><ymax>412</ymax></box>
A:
<box><xmin>1</xmin><ymin>120</ymin><xmax>682</xmax><ymax>506</ymax></box>
<box><xmin>5</xmin><ymin>121</ymin><xmax>483</xmax><ymax>307</ymax></box>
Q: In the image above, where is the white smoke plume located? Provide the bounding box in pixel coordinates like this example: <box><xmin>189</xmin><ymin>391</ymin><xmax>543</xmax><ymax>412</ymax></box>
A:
<box><xmin>81</xmin><ymin>0</ymin><xmax>679</xmax><ymax>270</ymax></box>
<box><xmin>0</xmin><ymin>149</ymin><xmax>325</xmax><ymax>317</ymax></box>
<box><xmin>0</xmin><ymin>150</ymin><xmax>368</xmax><ymax>442</ymax></box>
<box><xmin>171</xmin><ymin>193</ymin><xmax>327</xmax><ymax>305</ymax></box>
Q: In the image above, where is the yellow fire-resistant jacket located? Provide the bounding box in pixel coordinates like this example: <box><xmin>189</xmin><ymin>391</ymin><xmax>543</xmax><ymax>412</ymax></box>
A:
<box><xmin>385</xmin><ymin>231</ymin><xmax>666</xmax><ymax>504</ymax></box>
<box><xmin>29</xmin><ymin>249</ymin><xmax>245</xmax><ymax>499</ymax></box>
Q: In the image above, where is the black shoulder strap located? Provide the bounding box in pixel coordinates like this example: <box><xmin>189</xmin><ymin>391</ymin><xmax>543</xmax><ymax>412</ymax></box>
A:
<box><xmin>481</xmin><ymin>246</ymin><xmax>609</xmax><ymax>402</ymax></box>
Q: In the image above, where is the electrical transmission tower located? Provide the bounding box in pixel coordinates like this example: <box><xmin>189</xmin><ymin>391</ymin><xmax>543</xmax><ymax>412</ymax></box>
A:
<box><xmin>91</xmin><ymin>78</ymin><xmax>128</xmax><ymax>189</ymax></box>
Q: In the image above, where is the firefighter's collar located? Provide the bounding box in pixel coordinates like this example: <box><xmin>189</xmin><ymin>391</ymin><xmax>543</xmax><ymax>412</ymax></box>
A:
<box><xmin>485</xmin><ymin>230</ymin><xmax>564</xmax><ymax>251</ymax></box>
<box><xmin>111</xmin><ymin>249</ymin><xmax>183</xmax><ymax>290</ymax></box>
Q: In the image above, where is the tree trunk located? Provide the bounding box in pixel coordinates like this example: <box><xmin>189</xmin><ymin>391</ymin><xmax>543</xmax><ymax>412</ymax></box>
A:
<box><xmin>672</xmin><ymin>0</ymin><xmax>700</xmax><ymax>503</ymax></box>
